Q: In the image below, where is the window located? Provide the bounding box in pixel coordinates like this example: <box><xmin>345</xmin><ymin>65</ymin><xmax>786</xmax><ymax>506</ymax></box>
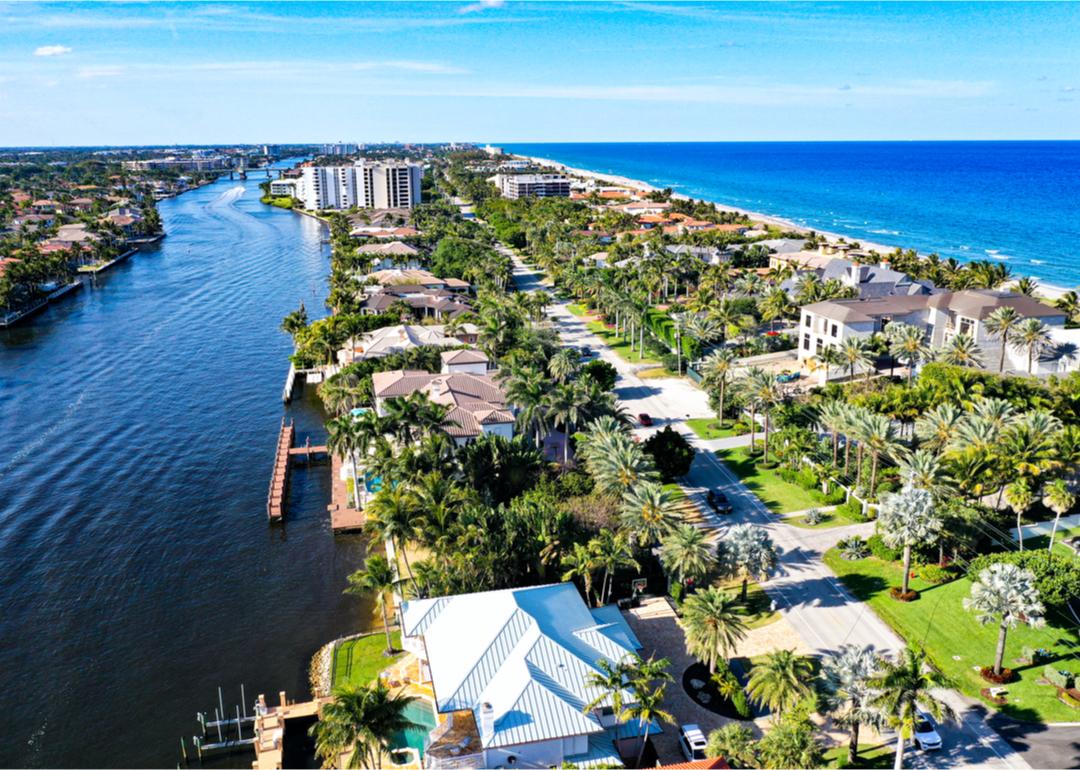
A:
<box><xmin>804</xmin><ymin>314</ymin><xmax>812</xmax><ymax>327</ymax></box>
<box><xmin>803</xmin><ymin>333</ymin><xmax>811</xmax><ymax>350</ymax></box>
<box><xmin>831</xmin><ymin>323</ymin><xmax>838</xmax><ymax>338</ymax></box>
<box><xmin>959</xmin><ymin>317</ymin><xmax>974</xmax><ymax>336</ymax></box>
<box><xmin>816</xmin><ymin>339</ymin><xmax>823</xmax><ymax>354</ymax></box>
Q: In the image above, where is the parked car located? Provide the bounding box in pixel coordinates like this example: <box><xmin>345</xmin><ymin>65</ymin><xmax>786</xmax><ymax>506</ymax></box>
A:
<box><xmin>913</xmin><ymin>710</ymin><xmax>942</xmax><ymax>751</ymax></box>
<box><xmin>777</xmin><ymin>371</ymin><xmax>802</xmax><ymax>383</ymax></box>
<box><xmin>638</xmin><ymin>413</ymin><xmax>653</xmax><ymax>426</ymax></box>
<box><xmin>579</xmin><ymin>345</ymin><xmax>594</xmax><ymax>359</ymax></box>
<box><xmin>678</xmin><ymin>724</ymin><xmax>708</xmax><ymax>762</ymax></box>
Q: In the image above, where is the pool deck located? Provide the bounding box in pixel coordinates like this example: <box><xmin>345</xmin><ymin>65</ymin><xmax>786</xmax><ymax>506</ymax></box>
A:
<box><xmin>328</xmin><ymin>453</ymin><xmax>365</xmax><ymax>532</ymax></box>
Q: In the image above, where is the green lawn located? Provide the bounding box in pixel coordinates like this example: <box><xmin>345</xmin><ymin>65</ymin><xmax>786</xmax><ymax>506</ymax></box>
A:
<box><xmin>719</xmin><ymin>579</ymin><xmax>780</xmax><ymax>629</ymax></box>
<box><xmin>823</xmin><ymin>550</ymin><xmax>1080</xmax><ymax>723</ymax></box>
<box><xmin>662</xmin><ymin>482</ymin><xmax>687</xmax><ymax>503</ymax></box>
<box><xmin>714</xmin><ymin>447</ymin><xmax>822</xmax><ymax>514</ymax></box>
<box><xmin>822</xmin><ymin>743</ymin><xmax>895</xmax><ymax>769</ymax></box>
<box><xmin>783</xmin><ymin>509</ymin><xmax>850</xmax><ymax>529</ymax></box>
<box><xmin>565</xmin><ymin>303</ymin><xmax>665</xmax><ymax>366</ymax></box>
<box><xmin>686</xmin><ymin>418</ymin><xmax>740</xmax><ymax>441</ymax></box>
<box><xmin>331</xmin><ymin>631</ymin><xmax>404</xmax><ymax>688</ymax></box>
<box><xmin>1027</xmin><ymin>525</ymin><xmax>1080</xmax><ymax>559</ymax></box>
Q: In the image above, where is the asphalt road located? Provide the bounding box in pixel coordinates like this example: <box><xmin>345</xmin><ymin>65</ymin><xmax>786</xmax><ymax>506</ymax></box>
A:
<box><xmin>507</xmin><ymin>250</ymin><xmax>1046</xmax><ymax>770</ymax></box>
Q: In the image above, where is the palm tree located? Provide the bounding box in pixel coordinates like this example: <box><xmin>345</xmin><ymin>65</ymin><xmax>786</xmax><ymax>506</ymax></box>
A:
<box><xmin>821</xmin><ymin>645</ymin><xmax>884</xmax><ymax>765</ymax></box>
<box><xmin>310</xmin><ymin>681</ymin><xmax>419</xmax><ymax>769</ymax></box>
<box><xmin>819</xmin><ymin>399</ymin><xmax>847</xmax><ymax>467</ymax></box>
<box><xmin>877</xmin><ymin>484</ymin><xmax>940</xmax><ymax>596</ymax></box>
<box><xmin>939</xmin><ymin>332</ymin><xmax>983</xmax><ymax>368</ymax></box>
<box><xmin>546</xmin><ymin>380</ymin><xmax>588</xmax><ymax>466</ymax></box>
<box><xmin>701</xmin><ymin>347</ymin><xmax>737</xmax><ymax>426</ymax></box>
<box><xmin>963</xmin><ymin>563</ymin><xmax>1046</xmax><ymax>676</ymax></box>
<box><xmin>659</xmin><ymin>524</ymin><xmax>715</xmax><ymax>588</ymax></box>
<box><xmin>344</xmin><ymin>555</ymin><xmax>399</xmax><ymax>654</ymax></box>
<box><xmin>622</xmin><ymin>676</ymin><xmax>675</xmax><ymax>768</ymax></box>
<box><xmin>886</xmin><ymin>322</ymin><xmax>928</xmax><ymax>384</ymax></box>
<box><xmin>717</xmin><ymin>523</ymin><xmax>779</xmax><ymax>601</ymax></box>
<box><xmin>914</xmin><ymin>403</ymin><xmax>964</xmax><ymax>453</ymax></box>
<box><xmin>365</xmin><ymin>485</ymin><xmax>419</xmax><ymax>581</ymax></box>
<box><xmin>839</xmin><ymin>337</ymin><xmax>874</xmax><ymax>381</ymax></box>
<box><xmin>670</xmin><ymin>312</ymin><xmax>689</xmax><ymax>374</ymax></box>
<box><xmin>1011</xmin><ymin>317</ymin><xmax>1052</xmax><ymax>374</ymax></box>
<box><xmin>1003</xmin><ymin>478</ymin><xmax>1035</xmax><ymax>551</ymax></box>
<box><xmin>746</xmin><ymin>649</ymin><xmax>814</xmax><ymax>717</ymax></box>
<box><xmin>327</xmin><ymin>413</ymin><xmax>365</xmax><ymax>508</ymax></box>
<box><xmin>1014</xmin><ymin>276</ymin><xmax>1039</xmax><ymax>296</ymax></box>
<box><xmin>503</xmin><ymin>367</ymin><xmax>550</xmax><ymax>448</ymax></box>
<box><xmin>678</xmin><ymin>586</ymin><xmax>748</xmax><ymax>673</ymax></box>
<box><xmin>983</xmin><ymin>306</ymin><xmax>1020</xmax><ymax>373</ymax></box>
<box><xmin>620</xmin><ymin>482</ymin><xmax>680</xmax><ymax>546</ymax></box>
<box><xmin>591</xmin><ymin>529</ymin><xmax>639</xmax><ymax>605</ymax></box>
<box><xmin>1054</xmin><ymin>290</ymin><xmax>1080</xmax><ymax>322</ymax></box>
<box><xmin>1043</xmin><ymin>479</ymin><xmax>1076</xmax><ymax>554</ymax></box>
<box><xmin>562</xmin><ymin>541</ymin><xmax>599</xmax><ymax>604</ymax></box>
<box><xmin>548</xmin><ymin>347</ymin><xmax>580</xmax><ymax>383</ymax></box>
<box><xmin>858</xmin><ymin>412</ymin><xmax>900</xmax><ymax>496</ymax></box>
<box><xmin>582</xmin><ymin>656</ymin><xmax>633</xmax><ymax>718</ymax></box>
<box><xmin>868</xmin><ymin>646</ymin><xmax>955</xmax><ymax>770</ymax></box>
<box><xmin>746</xmin><ymin>368</ymin><xmax>782</xmax><ymax>463</ymax></box>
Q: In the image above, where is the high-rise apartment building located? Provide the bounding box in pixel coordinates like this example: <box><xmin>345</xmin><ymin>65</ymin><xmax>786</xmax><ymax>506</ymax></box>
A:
<box><xmin>294</xmin><ymin>160</ymin><xmax>422</xmax><ymax>210</ymax></box>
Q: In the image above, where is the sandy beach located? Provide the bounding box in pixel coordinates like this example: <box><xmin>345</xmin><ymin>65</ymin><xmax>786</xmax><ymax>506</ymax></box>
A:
<box><xmin>515</xmin><ymin>153</ymin><xmax>1072</xmax><ymax>301</ymax></box>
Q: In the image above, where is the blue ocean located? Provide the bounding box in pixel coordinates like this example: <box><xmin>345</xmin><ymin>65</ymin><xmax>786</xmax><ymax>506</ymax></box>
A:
<box><xmin>502</xmin><ymin>142</ymin><xmax>1080</xmax><ymax>289</ymax></box>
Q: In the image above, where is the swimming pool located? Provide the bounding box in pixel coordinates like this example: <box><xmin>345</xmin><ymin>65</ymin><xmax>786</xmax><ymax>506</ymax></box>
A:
<box><xmin>389</xmin><ymin>699</ymin><xmax>438</xmax><ymax>763</ymax></box>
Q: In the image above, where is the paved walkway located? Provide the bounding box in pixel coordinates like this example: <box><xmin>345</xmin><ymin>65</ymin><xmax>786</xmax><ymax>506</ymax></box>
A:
<box><xmin>509</xmin><ymin>251</ymin><xmax>1032</xmax><ymax>770</ymax></box>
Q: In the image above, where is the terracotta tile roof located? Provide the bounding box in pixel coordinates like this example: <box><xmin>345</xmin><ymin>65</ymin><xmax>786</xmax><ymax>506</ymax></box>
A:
<box><xmin>372</xmin><ymin>370</ymin><xmax>511</xmax><ymax>438</ymax></box>
<box><xmin>659</xmin><ymin>758</ymin><xmax>729</xmax><ymax>769</ymax></box>
<box><xmin>441</xmin><ymin>349</ymin><xmax>489</xmax><ymax>364</ymax></box>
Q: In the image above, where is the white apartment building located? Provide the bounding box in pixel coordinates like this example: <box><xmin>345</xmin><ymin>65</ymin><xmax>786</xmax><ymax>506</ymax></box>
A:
<box><xmin>320</xmin><ymin>142</ymin><xmax>359</xmax><ymax>156</ymax></box>
<box><xmin>294</xmin><ymin>160</ymin><xmax>422</xmax><ymax>210</ymax></box>
<box><xmin>495</xmin><ymin>173</ymin><xmax>571</xmax><ymax>199</ymax></box>
<box><xmin>268</xmin><ymin>179</ymin><xmax>297</xmax><ymax>198</ymax></box>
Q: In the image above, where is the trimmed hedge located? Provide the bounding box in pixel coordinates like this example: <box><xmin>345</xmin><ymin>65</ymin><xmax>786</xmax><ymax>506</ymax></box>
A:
<box><xmin>917</xmin><ymin>564</ymin><xmax>954</xmax><ymax>585</ymax></box>
<box><xmin>836</xmin><ymin>498</ymin><xmax>868</xmax><ymax>523</ymax></box>
<box><xmin>868</xmin><ymin>533</ymin><xmax>901</xmax><ymax>561</ymax></box>
<box><xmin>968</xmin><ymin>550</ymin><xmax>1080</xmax><ymax>608</ymax></box>
<box><xmin>1044</xmin><ymin>665</ymin><xmax>1075</xmax><ymax>690</ymax></box>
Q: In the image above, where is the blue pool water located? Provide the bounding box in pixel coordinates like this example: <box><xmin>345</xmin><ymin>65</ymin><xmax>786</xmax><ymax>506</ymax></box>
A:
<box><xmin>503</xmin><ymin>141</ymin><xmax>1080</xmax><ymax>288</ymax></box>
<box><xmin>390</xmin><ymin>699</ymin><xmax>438</xmax><ymax>761</ymax></box>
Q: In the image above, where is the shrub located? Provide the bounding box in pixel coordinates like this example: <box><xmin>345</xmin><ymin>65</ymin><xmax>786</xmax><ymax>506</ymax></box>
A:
<box><xmin>1059</xmin><ymin>690</ymin><xmax>1080</xmax><ymax>709</ymax></box>
<box><xmin>980</xmin><ymin>667</ymin><xmax>1015</xmax><ymax>684</ymax></box>
<box><xmin>803</xmin><ymin>508</ymin><xmax>824</xmax><ymax>526</ymax></box>
<box><xmin>731</xmin><ymin>420</ymin><xmax>753</xmax><ymax>435</ymax></box>
<box><xmin>670</xmin><ymin>581</ymin><xmax>685</xmax><ymax>605</ymax></box>
<box><xmin>868</xmin><ymin>534</ymin><xmax>901</xmax><ymax>561</ymax></box>
<box><xmin>796</xmin><ymin>468</ymin><xmax>819</xmax><ymax>490</ymax></box>
<box><xmin>836</xmin><ymin>498</ymin><xmax>867</xmax><ymax>523</ymax></box>
<box><xmin>839</xmin><ymin>536</ymin><xmax>869</xmax><ymax>560</ymax></box>
<box><xmin>917</xmin><ymin>564</ymin><xmax>954</xmax><ymax>585</ymax></box>
<box><xmin>1043</xmin><ymin>666</ymin><xmax>1075</xmax><ymax>690</ymax></box>
<box><xmin>581</xmin><ymin>359</ymin><xmax>617</xmax><ymax>391</ymax></box>
<box><xmin>778</xmin><ymin>467</ymin><xmax>798</xmax><ymax>484</ymax></box>
<box><xmin>968</xmin><ymin>550</ymin><xmax>1080</xmax><ymax>609</ymax></box>
<box><xmin>642</xmin><ymin>426</ymin><xmax>696</xmax><ymax>481</ymax></box>
<box><xmin>822</xmin><ymin>487</ymin><xmax>847</xmax><ymax>505</ymax></box>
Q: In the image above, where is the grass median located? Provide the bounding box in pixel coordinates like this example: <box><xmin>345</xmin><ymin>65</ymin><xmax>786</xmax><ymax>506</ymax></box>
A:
<box><xmin>714</xmin><ymin>446</ymin><xmax>821</xmax><ymax>514</ymax></box>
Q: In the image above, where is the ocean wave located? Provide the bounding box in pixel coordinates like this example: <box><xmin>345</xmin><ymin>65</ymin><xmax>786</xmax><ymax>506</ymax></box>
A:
<box><xmin>987</xmin><ymin>253</ymin><xmax>1012</xmax><ymax>261</ymax></box>
<box><xmin>1030</xmin><ymin>259</ymin><xmax>1046</xmax><ymax>265</ymax></box>
<box><xmin>985</xmin><ymin>249</ymin><xmax>1000</xmax><ymax>254</ymax></box>
<box><xmin>958</xmin><ymin>245</ymin><xmax>971</xmax><ymax>251</ymax></box>
<box><xmin>869</xmin><ymin>229</ymin><xmax>901</xmax><ymax>236</ymax></box>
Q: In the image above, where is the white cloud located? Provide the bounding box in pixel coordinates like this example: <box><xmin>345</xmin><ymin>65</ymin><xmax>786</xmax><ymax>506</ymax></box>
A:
<box><xmin>77</xmin><ymin>65</ymin><xmax>125</xmax><ymax>79</ymax></box>
<box><xmin>33</xmin><ymin>45</ymin><xmax>71</xmax><ymax>57</ymax></box>
<box><xmin>459</xmin><ymin>0</ymin><xmax>504</xmax><ymax>14</ymax></box>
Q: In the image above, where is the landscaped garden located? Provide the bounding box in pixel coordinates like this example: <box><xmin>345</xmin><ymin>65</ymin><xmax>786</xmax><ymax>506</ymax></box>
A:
<box><xmin>823</xmin><ymin>549</ymin><xmax>1080</xmax><ymax>723</ymax></box>
<box><xmin>567</xmin><ymin>302</ymin><xmax>667</xmax><ymax>366</ymax></box>
<box><xmin>331</xmin><ymin>631</ymin><xmax>404</xmax><ymax>688</ymax></box>
<box><xmin>686</xmin><ymin>417</ymin><xmax>742</xmax><ymax>440</ymax></box>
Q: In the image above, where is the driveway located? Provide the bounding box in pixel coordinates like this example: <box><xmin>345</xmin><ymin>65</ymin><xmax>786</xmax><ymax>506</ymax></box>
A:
<box><xmin>509</xmin><ymin>252</ymin><xmax>1036</xmax><ymax>770</ymax></box>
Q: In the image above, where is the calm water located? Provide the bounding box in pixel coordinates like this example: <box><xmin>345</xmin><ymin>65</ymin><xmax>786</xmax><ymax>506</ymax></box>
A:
<box><xmin>505</xmin><ymin>141</ymin><xmax>1080</xmax><ymax>288</ymax></box>
<box><xmin>0</xmin><ymin>168</ymin><xmax>370</xmax><ymax>767</ymax></box>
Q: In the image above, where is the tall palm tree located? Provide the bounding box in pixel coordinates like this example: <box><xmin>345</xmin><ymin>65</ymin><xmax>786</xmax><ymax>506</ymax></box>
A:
<box><xmin>503</xmin><ymin>367</ymin><xmax>550</xmax><ymax>448</ymax></box>
<box><xmin>659</xmin><ymin>524</ymin><xmax>715</xmax><ymax>588</ymax></box>
<box><xmin>821</xmin><ymin>645</ymin><xmax>884</xmax><ymax>765</ymax></box>
<box><xmin>548</xmin><ymin>347</ymin><xmax>580</xmax><ymax>383</ymax></box>
<box><xmin>620</xmin><ymin>482</ymin><xmax>680</xmax><ymax>546</ymax></box>
<box><xmin>717</xmin><ymin>523</ymin><xmax>779</xmax><ymax>601</ymax></box>
<box><xmin>582</xmin><ymin>656</ymin><xmax>633</xmax><ymax>718</ymax></box>
<box><xmin>546</xmin><ymin>380</ymin><xmax>589</xmax><ymax>466</ymax></box>
<box><xmin>886</xmin><ymin>322</ymin><xmax>928</xmax><ymax>385</ymax></box>
<box><xmin>818</xmin><ymin>399</ymin><xmax>847</xmax><ymax>467</ymax></box>
<box><xmin>701</xmin><ymin>347</ymin><xmax>737</xmax><ymax>426</ymax></box>
<box><xmin>364</xmin><ymin>485</ymin><xmax>419</xmax><ymax>581</ymax></box>
<box><xmin>1043</xmin><ymin>479</ymin><xmax>1076</xmax><ymax>554</ymax></box>
<box><xmin>622</xmin><ymin>676</ymin><xmax>675</xmax><ymax>768</ymax></box>
<box><xmin>310</xmin><ymin>681</ymin><xmax>420</xmax><ymax>770</ymax></box>
<box><xmin>868</xmin><ymin>646</ymin><xmax>955</xmax><ymax>770</ymax></box>
<box><xmin>839</xmin><ymin>337</ymin><xmax>874</xmax><ymax>382</ymax></box>
<box><xmin>746</xmin><ymin>648</ymin><xmax>815</xmax><ymax>717</ymax></box>
<box><xmin>345</xmin><ymin>554</ymin><xmax>399</xmax><ymax>654</ymax></box>
<box><xmin>678</xmin><ymin>586</ymin><xmax>748</xmax><ymax>673</ymax></box>
<box><xmin>983</xmin><ymin>306</ymin><xmax>1021</xmax><ymax>373</ymax></box>
<box><xmin>1011</xmin><ymin>317</ymin><xmax>1052</xmax><ymax>374</ymax></box>
<box><xmin>746</xmin><ymin>368</ymin><xmax>782</xmax><ymax>463</ymax></box>
<box><xmin>562</xmin><ymin>542</ymin><xmax>600</xmax><ymax>604</ymax></box>
<box><xmin>963</xmin><ymin>563</ymin><xmax>1046</xmax><ymax>676</ymax></box>
<box><xmin>327</xmin><ymin>413</ymin><xmax>365</xmax><ymax>508</ymax></box>
<box><xmin>877</xmin><ymin>484</ymin><xmax>940</xmax><ymax>596</ymax></box>
<box><xmin>591</xmin><ymin>529</ymin><xmax>639</xmax><ymax>605</ymax></box>
<box><xmin>858</xmin><ymin>412</ymin><xmax>900</xmax><ymax>495</ymax></box>
<box><xmin>914</xmin><ymin>403</ymin><xmax>964</xmax><ymax>453</ymax></box>
<box><xmin>670</xmin><ymin>312</ymin><xmax>689</xmax><ymax>374</ymax></box>
<box><xmin>1004</xmin><ymin>478</ymin><xmax>1035</xmax><ymax>551</ymax></box>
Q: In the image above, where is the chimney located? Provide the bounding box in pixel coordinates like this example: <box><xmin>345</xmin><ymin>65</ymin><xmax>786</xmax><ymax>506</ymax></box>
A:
<box><xmin>279</xmin><ymin>691</ymin><xmax>287</xmax><ymax>708</ymax></box>
<box><xmin>479</xmin><ymin>702</ymin><xmax>495</xmax><ymax>742</ymax></box>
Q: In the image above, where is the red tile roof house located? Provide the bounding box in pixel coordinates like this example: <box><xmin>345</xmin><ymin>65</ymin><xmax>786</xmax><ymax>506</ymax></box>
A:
<box><xmin>371</xmin><ymin>370</ymin><xmax>514</xmax><ymax>446</ymax></box>
<box><xmin>0</xmin><ymin>257</ymin><xmax>21</xmax><ymax>277</ymax></box>
<box><xmin>68</xmin><ymin>197</ymin><xmax>95</xmax><ymax>212</ymax></box>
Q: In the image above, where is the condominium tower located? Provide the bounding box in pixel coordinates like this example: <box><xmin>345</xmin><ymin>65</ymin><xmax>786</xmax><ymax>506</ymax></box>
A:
<box><xmin>295</xmin><ymin>160</ymin><xmax>422</xmax><ymax>210</ymax></box>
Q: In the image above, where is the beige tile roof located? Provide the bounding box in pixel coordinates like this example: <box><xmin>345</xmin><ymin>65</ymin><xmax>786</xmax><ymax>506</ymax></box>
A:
<box><xmin>372</xmin><ymin>370</ymin><xmax>511</xmax><ymax>438</ymax></box>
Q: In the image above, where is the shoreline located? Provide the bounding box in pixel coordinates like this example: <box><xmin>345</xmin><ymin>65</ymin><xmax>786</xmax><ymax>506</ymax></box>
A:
<box><xmin>515</xmin><ymin>153</ymin><xmax>1073</xmax><ymax>301</ymax></box>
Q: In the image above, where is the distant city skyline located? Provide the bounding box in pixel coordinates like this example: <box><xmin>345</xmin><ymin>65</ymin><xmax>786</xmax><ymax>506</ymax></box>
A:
<box><xmin>1</xmin><ymin>1</ymin><xmax>1079</xmax><ymax>146</ymax></box>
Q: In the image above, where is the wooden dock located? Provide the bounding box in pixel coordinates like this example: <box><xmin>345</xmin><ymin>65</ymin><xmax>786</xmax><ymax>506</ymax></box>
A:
<box><xmin>328</xmin><ymin>453</ymin><xmax>365</xmax><ymax>533</ymax></box>
<box><xmin>267</xmin><ymin>418</ymin><xmax>295</xmax><ymax>521</ymax></box>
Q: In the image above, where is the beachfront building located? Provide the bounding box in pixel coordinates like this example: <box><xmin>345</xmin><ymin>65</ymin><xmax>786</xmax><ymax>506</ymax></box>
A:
<box><xmin>358</xmin><ymin>286</ymin><xmax>473</xmax><ymax>321</ymax></box>
<box><xmin>268</xmin><ymin>178</ymin><xmax>297</xmax><ymax>198</ymax></box>
<box><xmin>371</xmin><ymin>369</ymin><xmax>513</xmax><ymax>445</ymax></box>
<box><xmin>357</xmin><ymin>241</ymin><xmax>423</xmax><ymax>271</ymax></box>
<box><xmin>782</xmin><ymin>257</ymin><xmax>935</xmax><ymax>299</ymax></box>
<box><xmin>364</xmin><ymin>268</ymin><xmax>470</xmax><ymax>293</ymax></box>
<box><xmin>798</xmin><ymin>289</ymin><xmax>1068</xmax><ymax>377</ymax></box>
<box><xmin>400</xmin><ymin>583</ymin><xmax>651</xmax><ymax>770</ymax></box>
<box><xmin>495</xmin><ymin>173</ymin><xmax>571</xmax><ymax>199</ymax></box>
<box><xmin>320</xmin><ymin>142</ymin><xmax>359</xmax><ymax>156</ymax></box>
<box><xmin>294</xmin><ymin>160</ymin><xmax>422</xmax><ymax>210</ymax></box>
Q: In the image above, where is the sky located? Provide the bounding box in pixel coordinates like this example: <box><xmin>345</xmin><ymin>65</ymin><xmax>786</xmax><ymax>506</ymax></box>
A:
<box><xmin>0</xmin><ymin>1</ymin><xmax>1078</xmax><ymax>146</ymax></box>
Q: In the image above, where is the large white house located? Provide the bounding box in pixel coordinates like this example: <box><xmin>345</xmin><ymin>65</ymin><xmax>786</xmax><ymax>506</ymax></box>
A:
<box><xmin>401</xmin><ymin>583</ymin><xmax>653</xmax><ymax>769</ymax></box>
<box><xmin>799</xmin><ymin>289</ymin><xmax>1069</xmax><ymax>378</ymax></box>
